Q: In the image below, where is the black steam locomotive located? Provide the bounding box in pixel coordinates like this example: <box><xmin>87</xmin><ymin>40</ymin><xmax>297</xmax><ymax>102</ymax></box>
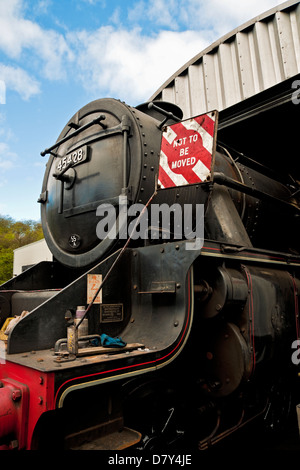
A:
<box><xmin>0</xmin><ymin>96</ymin><xmax>299</xmax><ymax>451</ymax></box>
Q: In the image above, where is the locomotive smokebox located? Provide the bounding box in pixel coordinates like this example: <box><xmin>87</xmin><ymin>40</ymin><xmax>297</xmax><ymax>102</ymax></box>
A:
<box><xmin>40</xmin><ymin>98</ymin><xmax>165</xmax><ymax>268</ymax></box>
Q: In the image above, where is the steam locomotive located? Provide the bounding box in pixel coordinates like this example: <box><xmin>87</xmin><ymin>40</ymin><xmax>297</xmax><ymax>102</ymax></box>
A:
<box><xmin>0</xmin><ymin>96</ymin><xmax>299</xmax><ymax>451</ymax></box>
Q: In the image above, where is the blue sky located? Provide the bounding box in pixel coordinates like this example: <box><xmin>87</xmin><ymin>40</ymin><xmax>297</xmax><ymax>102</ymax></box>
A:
<box><xmin>0</xmin><ymin>0</ymin><xmax>282</xmax><ymax>221</ymax></box>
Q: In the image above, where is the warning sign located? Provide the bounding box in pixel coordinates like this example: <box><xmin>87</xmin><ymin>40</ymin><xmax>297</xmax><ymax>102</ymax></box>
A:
<box><xmin>87</xmin><ymin>274</ymin><xmax>102</xmax><ymax>304</ymax></box>
<box><xmin>158</xmin><ymin>111</ymin><xmax>218</xmax><ymax>189</ymax></box>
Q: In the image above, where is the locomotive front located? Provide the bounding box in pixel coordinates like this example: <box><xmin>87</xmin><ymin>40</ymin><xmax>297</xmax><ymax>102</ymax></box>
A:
<box><xmin>39</xmin><ymin>98</ymin><xmax>183</xmax><ymax>267</ymax></box>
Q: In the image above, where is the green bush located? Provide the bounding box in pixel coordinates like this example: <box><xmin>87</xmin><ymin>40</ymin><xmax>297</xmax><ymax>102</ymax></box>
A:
<box><xmin>0</xmin><ymin>216</ymin><xmax>44</xmax><ymax>284</ymax></box>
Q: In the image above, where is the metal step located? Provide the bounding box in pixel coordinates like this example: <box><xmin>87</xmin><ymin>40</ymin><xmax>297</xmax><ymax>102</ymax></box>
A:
<box><xmin>65</xmin><ymin>417</ymin><xmax>141</xmax><ymax>450</ymax></box>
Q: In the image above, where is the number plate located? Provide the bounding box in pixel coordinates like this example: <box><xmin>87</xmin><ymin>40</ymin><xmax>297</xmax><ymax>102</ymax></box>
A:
<box><xmin>56</xmin><ymin>145</ymin><xmax>88</xmax><ymax>172</ymax></box>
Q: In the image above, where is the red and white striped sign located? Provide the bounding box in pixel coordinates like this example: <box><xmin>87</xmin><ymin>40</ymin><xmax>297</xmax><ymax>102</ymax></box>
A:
<box><xmin>158</xmin><ymin>112</ymin><xmax>217</xmax><ymax>189</ymax></box>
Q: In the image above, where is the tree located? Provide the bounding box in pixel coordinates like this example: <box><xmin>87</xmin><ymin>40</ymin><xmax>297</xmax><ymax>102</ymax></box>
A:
<box><xmin>0</xmin><ymin>216</ymin><xmax>44</xmax><ymax>284</ymax></box>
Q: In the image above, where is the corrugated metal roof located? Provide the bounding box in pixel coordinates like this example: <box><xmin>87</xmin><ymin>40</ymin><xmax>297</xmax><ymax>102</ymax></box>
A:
<box><xmin>149</xmin><ymin>0</ymin><xmax>300</xmax><ymax>118</ymax></box>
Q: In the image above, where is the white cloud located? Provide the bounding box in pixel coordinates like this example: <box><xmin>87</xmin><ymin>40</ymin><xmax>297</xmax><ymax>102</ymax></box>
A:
<box><xmin>0</xmin><ymin>160</ymin><xmax>14</xmax><ymax>170</ymax></box>
<box><xmin>0</xmin><ymin>64</ymin><xmax>40</xmax><ymax>100</ymax></box>
<box><xmin>70</xmin><ymin>27</ymin><xmax>209</xmax><ymax>103</ymax></box>
<box><xmin>34</xmin><ymin>0</ymin><xmax>52</xmax><ymax>15</ymax></box>
<box><xmin>0</xmin><ymin>142</ymin><xmax>18</xmax><ymax>170</ymax></box>
<box><xmin>0</xmin><ymin>0</ymin><xmax>284</xmax><ymax>104</ymax></box>
<box><xmin>182</xmin><ymin>0</ymin><xmax>282</xmax><ymax>36</ymax></box>
<box><xmin>80</xmin><ymin>0</ymin><xmax>106</xmax><ymax>4</ymax></box>
<box><xmin>128</xmin><ymin>0</ymin><xmax>282</xmax><ymax>36</ymax></box>
<box><xmin>0</xmin><ymin>79</ymin><xmax>5</xmax><ymax>104</ymax></box>
<box><xmin>128</xmin><ymin>0</ymin><xmax>179</xmax><ymax>30</ymax></box>
<box><xmin>75</xmin><ymin>0</ymin><xmax>281</xmax><ymax>103</ymax></box>
<box><xmin>208</xmin><ymin>0</ymin><xmax>282</xmax><ymax>23</ymax></box>
<box><xmin>0</xmin><ymin>0</ymin><xmax>74</xmax><ymax>81</ymax></box>
<box><xmin>0</xmin><ymin>125</ymin><xmax>15</xmax><ymax>142</ymax></box>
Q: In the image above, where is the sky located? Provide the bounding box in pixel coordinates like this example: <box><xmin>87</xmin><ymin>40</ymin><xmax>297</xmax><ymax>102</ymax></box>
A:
<box><xmin>0</xmin><ymin>0</ymin><xmax>283</xmax><ymax>222</ymax></box>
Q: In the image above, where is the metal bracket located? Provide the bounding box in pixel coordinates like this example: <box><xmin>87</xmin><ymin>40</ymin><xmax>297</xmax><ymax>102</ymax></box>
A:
<box><xmin>40</xmin><ymin>115</ymin><xmax>106</xmax><ymax>157</ymax></box>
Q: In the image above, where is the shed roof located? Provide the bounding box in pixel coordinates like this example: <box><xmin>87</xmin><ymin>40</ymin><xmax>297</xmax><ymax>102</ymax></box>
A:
<box><xmin>150</xmin><ymin>0</ymin><xmax>300</xmax><ymax>118</ymax></box>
